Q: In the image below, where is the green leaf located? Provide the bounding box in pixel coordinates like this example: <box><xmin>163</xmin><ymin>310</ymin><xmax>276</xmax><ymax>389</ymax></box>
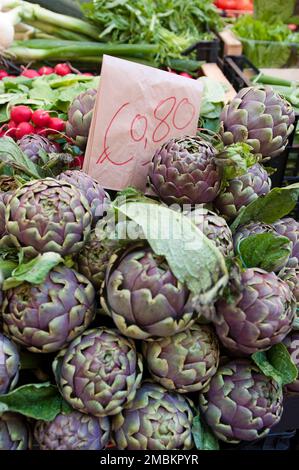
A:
<box><xmin>3</xmin><ymin>252</ymin><xmax>63</xmax><ymax>290</ymax></box>
<box><xmin>254</xmin><ymin>0</ymin><xmax>296</xmax><ymax>24</ymax></box>
<box><xmin>29</xmin><ymin>78</ymin><xmax>57</xmax><ymax>103</ymax></box>
<box><xmin>192</xmin><ymin>415</ymin><xmax>219</xmax><ymax>451</ymax></box>
<box><xmin>0</xmin><ymin>383</ymin><xmax>71</xmax><ymax>421</ymax></box>
<box><xmin>0</xmin><ymin>259</ymin><xmax>18</xmax><ymax>283</ymax></box>
<box><xmin>0</xmin><ymin>137</ymin><xmax>46</xmax><ymax>179</ymax></box>
<box><xmin>116</xmin><ymin>201</ymin><xmax>228</xmax><ymax>303</ymax></box>
<box><xmin>252</xmin><ymin>343</ymin><xmax>298</xmax><ymax>386</ymax></box>
<box><xmin>237</xmin><ymin>233</ymin><xmax>291</xmax><ymax>272</ymax></box>
<box><xmin>215</xmin><ymin>144</ymin><xmax>259</xmax><ymax>182</ymax></box>
<box><xmin>231</xmin><ymin>183</ymin><xmax>299</xmax><ymax>232</ymax></box>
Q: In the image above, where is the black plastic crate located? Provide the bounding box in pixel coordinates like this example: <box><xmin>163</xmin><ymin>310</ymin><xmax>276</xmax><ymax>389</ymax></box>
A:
<box><xmin>184</xmin><ymin>37</ymin><xmax>220</xmax><ymax>63</ymax></box>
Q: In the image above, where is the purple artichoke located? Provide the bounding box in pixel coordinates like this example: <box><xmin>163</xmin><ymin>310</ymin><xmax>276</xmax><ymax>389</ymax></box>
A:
<box><xmin>273</xmin><ymin>217</ymin><xmax>299</xmax><ymax>268</ymax></box>
<box><xmin>77</xmin><ymin>231</ymin><xmax>113</xmax><ymax>291</ymax></box>
<box><xmin>187</xmin><ymin>208</ymin><xmax>234</xmax><ymax>257</ymax></box>
<box><xmin>0</xmin><ymin>413</ymin><xmax>30</xmax><ymax>450</ymax></box>
<box><xmin>283</xmin><ymin>332</ymin><xmax>299</xmax><ymax>393</ymax></box>
<box><xmin>214</xmin><ymin>163</ymin><xmax>271</xmax><ymax>220</ymax></box>
<box><xmin>18</xmin><ymin>135</ymin><xmax>59</xmax><ymax>164</ymax></box>
<box><xmin>142</xmin><ymin>324</ymin><xmax>219</xmax><ymax>393</ymax></box>
<box><xmin>102</xmin><ymin>247</ymin><xmax>196</xmax><ymax>340</ymax></box>
<box><xmin>0</xmin><ymin>333</ymin><xmax>19</xmax><ymax>394</ymax></box>
<box><xmin>215</xmin><ymin>268</ymin><xmax>296</xmax><ymax>355</ymax></box>
<box><xmin>34</xmin><ymin>411</ymin><xmax>110</xmax><ymax>450</ymax></box>
<box><xmin>57</xmin><ymin>170</ymin><xmax>110</xmax><ymax>225</ymax></box>
<box><xmin>220</xmin><ymin>86</ymin><xmax>295</xmax><ymax>159</ymax></box>
<box><xmin>2</xmin><ymin>266</ymin><xmax>95</xmax><ymax>353</ymax></box>
<box><xmin>0</xmin><ymin>192</ymin><xmax>6</xmax><ymax>237</ymax></box>
<box><xmin>66</xmin><ymin>89</ymin><xmax>97</xmax><ymax>150</ymax></box>
<box><xmin>279</xmin><ymin>267</ymin><xmax>299</xmax><ymax>302</ymax></box>
<box><xmin>199</xmin><ymin>359</ymin><xmax>283</xmax><ymax>443</ymax></box>
<box><xmin>53</xmin><ymin>327</ymin><xmax>143</xmax><ymax>417</ymax></box>
<box><xmin>6</xmin><ymin>178</ymin><xmax>92</xmax><ymax>256</ymax></box>
<box><xmin>112</xmin><ymin>382</ymin><xmax>194</xmax><ymax>450</ymax></box>
<box><xmin>148</xmin><ymin>136</ymin><xmax>220</xmax><ymax>206</ymax></box>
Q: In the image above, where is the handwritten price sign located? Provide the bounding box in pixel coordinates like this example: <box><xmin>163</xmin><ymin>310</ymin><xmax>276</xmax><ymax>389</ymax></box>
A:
<box><xmin>84</xmin><ymin>55</ymin><xmax>203</xmax><ymax>191</ymax></box>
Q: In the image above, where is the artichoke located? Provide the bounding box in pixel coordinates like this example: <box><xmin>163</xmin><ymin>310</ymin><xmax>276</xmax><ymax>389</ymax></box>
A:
<box><xmin>66</xmin><ymin>89</ymin><xmax>97</xmax><ymax>150</ymax></box>
<box><xmin>148</xmin><ymin>136</ymin><xmax>220</xmax><ymax>206</ymax></box>
<box><xmin>2</xmin><ymin>266</ymin><xmax>95</xmax><ymax>353</ymax></box>
<box><xmin>53</xmin><ymin>327</ymin><xmax>143</xmax><ymax>417</ymax></box>
<box><xmin>279</xmin><ymin>267</ymin><xmax>299</xmax><ymax>302</ymax></box>
<box><xmin>233</xmin><ymin>221</ymin><xmax>292</xmax><ymax>271</ymax></box>
<box><xmin>143</xmin><ymin>324</ymin><xmax>219</xmax><ymax>393</ymax></box>
<box><xmin>18</xmin><ymin>135</ymin><xmax>59</xmax><ymax>164</ymax></box>
<box><xmin>220</xmin><ymin>86</ymin><xmax>295</xmax><ymax>159</ymax></box>
<box><xmin>283</xmin><ymin>331</ymin><xmax>299</xmax><ymax>393</ymax></box>
<box><xmin>34</xmin><ymin>411</ymin><xmax>110</xmax><ymax>450</ymax></box>
<box><xmin>214</xmin><ymin>163</ymin><xmax>271</xmax><ymax>220</ymax></box>
<box><xmin>112</xmin><ymin>382</ymin><xmax>194</xmax><ymax>450</ymax></box>
<box><xmin>0</xmin><ymin>413</ymin><xmax>30</xmax><ymax>450</ymax></box>
<box><xmin>102</xmin><ymin>247</ymin><xmax>196</xmax><ymax>340</ymax></box>
<box><xmin>215</xmin><ymin>268</ymin><xmax>296</xmax><ymax>355</ymax></box>
<box><xmin>272</xmin><ymin>217</ymin><xmax>299</xmax><ymax>268</ymax></box>
<box><xmin>0</xmin><ymin>334</ymin><xmax>19</xmax><ymax>395</ymax></box>
<box><xmin>0</xmin><ymin>192</ymin><xmax>5</xmax><ymax>237</ymax></box>
<box><xmin>77</xmin><ymin>231</ymin><xmax>113</xmax><ymax>291</ymax></box>
<box><xmin>57</xmin><ymin>170</ymin><xmax>110</xmax><ymax>225</ymax></box>
<box><xmin>187</xmin><ymin>208</ymin><xmax>234</xmax><ymax>257</ymax></box>
<box><xmin>199</xmin><ymin>359</ymin><xmax>283</xmax><ymax>443</ymax></box>
<box><xmin>6</xmin><ymin>178</ymin><xmax>92</xmax><ymax>256</ymax></box>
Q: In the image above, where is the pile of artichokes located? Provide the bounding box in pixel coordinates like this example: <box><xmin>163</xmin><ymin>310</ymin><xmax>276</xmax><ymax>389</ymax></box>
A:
<box><xmin>0</xmin><ymin>84</ymin><xmax>299</xmax><ymax>451</ymax></box>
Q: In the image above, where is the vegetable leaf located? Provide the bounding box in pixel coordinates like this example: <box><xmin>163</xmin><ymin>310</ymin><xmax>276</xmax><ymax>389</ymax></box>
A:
<box><xmin>237</xmin><ymin>233</ymin><xmax>291</xmax><ymax>272</ymax></box>
<box><xmin>3</xmin><ymin>252</ymin><xmax>63</xmax><ymax>290</ymax></box>
<box><xmin>192</xmin><ymin>415</ymin><xmax>219</xmax><ymax>450</ymax></box>
<box><xmin>117</xmin><ymin>201</ymin><xmax>228</xmax><ymax>303</ymax></box>
<box><xmin>230</xmin><ymin>183</ymin><xmax>299</xmax><ymax>232</ymax></box>
<box><xmin>252</xmin><ymin>344</ymin><xmax>298</xmax><ymax>386</ymax></box>
<box><xmin>0</xmin><ymin>137</ymin><xmax>46</xmax><ymax>179</ymax></box>
<box><xmin>0</xmin><ymin>383</ymin><xmax>72</xmax><ymax>421</ymax></box>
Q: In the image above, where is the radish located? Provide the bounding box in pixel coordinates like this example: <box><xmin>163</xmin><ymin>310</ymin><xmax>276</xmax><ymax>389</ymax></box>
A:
<box><xmin>0</xmin><ymin>70</ymin><xmax>8</xmax><ymax>80</ymax></box>
<box><xmin>32</xmin><ymin>109</ymin><xmax>51</xmax><ymax>128</ymax></box>
<box><xmin>6</xmin><ymin>120</ymin><xmax>16</xmax><ymax>138</ymax></box>
<box><xmin>38</xmin><ymin>66</ymin><xmax>54</xmax><ymax>76</ymax></box>
<box><xmin>11</xmin><ymin>105</ymin><xmax>33</xmax><ymax>124</ymax></box>
<box><xmin>48</xmin><ymin>117</ymin><xmax>65</xmax><ymax>132</ymax></box>
<box><xmin>180</xmin><ymin>72</ymin><xmax>193</xmax><ymax>79</ymax></box>
<box><xmin>54</xmin><ymin>63</ymin><xmax>72</xmax><ymax>76</ymax></box>
<box><xmin>21</xmin><ymin>69</ymin><xmax>40</xmax><ymax>78</ymax></box>
<box><xmin>15</xmin><ymin>122</ymin><xmax>35</xmax><ymax>140</ymax></box>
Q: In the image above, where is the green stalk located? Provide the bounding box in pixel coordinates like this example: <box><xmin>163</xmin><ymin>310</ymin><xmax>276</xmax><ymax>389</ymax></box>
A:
<box><xmin>3</xmin><ymin>0</ymin><xmax>101</xmax><ymax>40</ymax></box>
<box><xmin>253</xmin><ymin>73</ymin><xmax>296</xmax><ymax>88</ymax></box>
<box><xmin>25</xmin><ymin>20</ymin><xmax>91</xmax><ymax>42</ymax></box>
<box><xmin>166</xmin><ymin>58</ymin><xmax>204</xmax><ymax>73</ymax></box>
<box><xmin>7</xmin><ymin>41</ymin><xmax>159</xmax><ymax>61</ymax></box>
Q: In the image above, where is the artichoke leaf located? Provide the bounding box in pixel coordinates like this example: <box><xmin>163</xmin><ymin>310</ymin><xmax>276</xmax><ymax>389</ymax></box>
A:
<box><xmin>231</xmin><ymin>183</ymin><xmax>299</xmax><ymax>232</ymax></box>
<box><xmin>237</xmin><ymin>233</ymin><xmax>291</xmax><ymax>272</ymax></box>
<box><xmin>192</xmin><ymin>415</ymin><xmax>219</xmax><ymax>451</ymax></box>
<box><xmin>0</xmin><ymin>383</ymin><xmax>72</xmax><ymax>421</ymax></box>
<box><xmin>117</xmin><ymin>201</ymin><xmax>228</xmax><ymax>304</ymax></box>
<box><xmin>252</xmin><ymin>343</ymin><xmax>298</xmax><ymax>387</ymax></box>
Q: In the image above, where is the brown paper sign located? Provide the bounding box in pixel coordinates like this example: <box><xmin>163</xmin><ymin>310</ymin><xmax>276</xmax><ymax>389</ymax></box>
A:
<box><xmin>84</xmin><ymin>55</ymin><xmax>203</xmax><ymax>191</ymax></box>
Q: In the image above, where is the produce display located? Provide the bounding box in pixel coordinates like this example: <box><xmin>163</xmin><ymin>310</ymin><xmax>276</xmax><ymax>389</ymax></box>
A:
<box><xmin>0</xmin><ymin>78</ymin><xmax>298</xmax><ymax>452</ymax></box>
<box><xmin>0</xmin><ymin>0</ymin><xmax>299</xmax><ymax>455</ymax></box>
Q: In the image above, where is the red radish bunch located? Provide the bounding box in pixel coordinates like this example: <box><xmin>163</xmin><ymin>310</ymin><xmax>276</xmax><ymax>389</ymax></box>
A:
<box><xmin>3</xmin><ymin>105</ymin><xmax>66</xmax><ymax>140</ymax></box>
<box><xmin>1</xmin><ymin>63</ymin><xmax>94</xmax><ymax>80</ymax></box>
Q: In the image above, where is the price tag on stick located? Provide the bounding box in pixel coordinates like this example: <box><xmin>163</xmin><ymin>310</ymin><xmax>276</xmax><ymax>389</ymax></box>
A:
<box><xmin>84</xmin><ymin>55</ymin><xmax>203</xmax><ymax>191</ymax></box>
